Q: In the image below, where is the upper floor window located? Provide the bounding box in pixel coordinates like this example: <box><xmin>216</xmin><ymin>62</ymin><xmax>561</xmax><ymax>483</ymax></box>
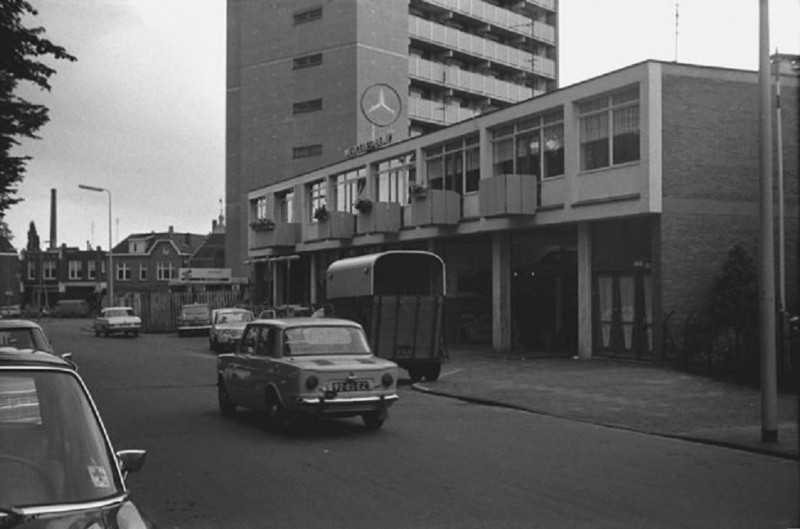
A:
<box><xmin>139</xmin><ymin>265</ymin><xmax>148</xmax><ymax>281</ymax></box>
<box><xmin>128</xmin><ymin>240</ymin><xmax>146</xmax><ymax>253</ymax></box>
<box><xmin>293</xmin><ymin>53</ymin><xmax>323</xmax><ymax>70</ymax></box>
<box><xmin>426</xmin><ymin>135</ymin><xmax>480</xmax><ymax>195</ymax></box>
<box><xmin>43</xmin><ymin>261</ymin><xmax>56</xmax><ymax>281</ymax></box>
<box><xmin>293</xmin><ymin>98</ymin><xmax>323</xmax><ymax>115</ymax></box>
<box><xmin>276</xmin><ymin>190</ymin><xmax>295</xmax><ymax>223</ymax></box>
<box><xmin>578</xmin><ymin>87</ymin><xmax>640</xmax><ymax>171</ymax></box>
<box><xmin>157</xmin><ymin>262</ymin><xmax>175</xmax><ymax>281</ymax></box>
<box><xmin>293</xmin><ymin>144</ymin><xmax>323</xmax><ymax>159</ymax></box>
<box><xmin>375</xmin><ymin>154</ymin><xmax>415</xmax><ymax>204</ymax></box>
<box><xmin>27</xmin><ymin>261</ymin><xmax>34</xmax><ymax>280</ymax></box>
<box><xmin>491</xmin><ymin>109</ymin><xmax>564</xmax><ymax>184</ymax></box>
<box><xmin>68</xmin><ymin>260</ymin><xmax>82</xmax><ymax>280</ymax></box>
<box><xmin>117</xmin><ymin>262</ymin><xmax>131</xmax><ymax>281</ymax></box>
<box><xmin>251</xmin><ymin>196</ymin><xmax>268</xmax><ymax>222</ymax></box>
<box><xmin>88</xmin><ymin>261</ymin><xmax>96</xmax><ymax>280</ymax></box>
<box><xmin>294</xmin><ymin>6</ymin><xmax>322</xmax><ymax>25</ymax></box>
<box><xmin>307</xmin><ymin>180</ymin><xmax>327</xmax><ymax>222</ymax></box>
<box><xmin>335</xmin><ymin>168</ymin><xmax>366</xmax><ymax>214</ymax></box>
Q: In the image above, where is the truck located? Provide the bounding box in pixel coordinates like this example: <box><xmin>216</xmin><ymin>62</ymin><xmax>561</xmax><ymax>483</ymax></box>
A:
<box><xmin>325</xmin><ymin>251</ymin><xmax>447</xmax><ymax>382</ymax></box>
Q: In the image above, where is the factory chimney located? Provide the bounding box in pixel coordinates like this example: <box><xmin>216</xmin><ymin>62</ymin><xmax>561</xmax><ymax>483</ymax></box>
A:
<box><xmin>49</xmin><ymin>188</ymin><xmax>57</xmax><ymax>249</ymax></box>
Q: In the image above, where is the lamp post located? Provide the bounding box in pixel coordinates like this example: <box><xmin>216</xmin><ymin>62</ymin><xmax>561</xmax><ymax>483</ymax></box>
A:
<box><xmin>78</xmin><ymin>185</ymin><xmax>113</xmax><ymax>307</ymax></box>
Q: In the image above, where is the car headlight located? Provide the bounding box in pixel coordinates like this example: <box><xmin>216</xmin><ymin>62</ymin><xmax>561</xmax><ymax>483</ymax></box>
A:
<box><xmin>381</xmin><ymin>373</ymin><xmax>394</xmax><ymax>388</ymax></box>
<box><xmin>305</xmin><ymin>376</ymin><xmax>319</xmax><ymax>390</ymax></box>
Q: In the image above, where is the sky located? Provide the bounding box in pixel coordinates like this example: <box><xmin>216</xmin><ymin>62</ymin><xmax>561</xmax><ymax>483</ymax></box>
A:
<box><xmin>4</xmin><ymin>0</ymin><xmax>799</xmax><ymax>252</ymax></box>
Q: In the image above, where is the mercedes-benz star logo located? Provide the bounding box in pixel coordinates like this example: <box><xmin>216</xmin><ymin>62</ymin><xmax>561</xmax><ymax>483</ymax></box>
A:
<box><xmin>360</xmin><ymin>83</ymin><xmax>402</xmax><ymax>127</ymax></box>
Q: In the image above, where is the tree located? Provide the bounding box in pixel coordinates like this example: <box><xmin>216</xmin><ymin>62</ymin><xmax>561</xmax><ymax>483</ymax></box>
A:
<box><xmin>26</xmin><ymin>220</ymin><xmax>39</xmax><ymax>251</ymax></box>
<box><xmin>0</xmin><ymin>219</ymin><xmax>11</xmax><ymax>242</ymax></box>
<box><xmin>0</xmin><ymin>0</ymin><xmax>76</xmax><ymax>218</ymax></box>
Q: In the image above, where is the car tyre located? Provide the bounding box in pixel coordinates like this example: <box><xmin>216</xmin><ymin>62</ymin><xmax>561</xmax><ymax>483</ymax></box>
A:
<box><xmin>265</xmin><ymin>390</ymin><xmax>292</xmax><ymax>431</ymax></box>
<box><xmin>408</xmin><ymin>365</ymin><xmax>423</xmax><ymax>383</ymax></box>
<box><xmin>218</xmin><ymin>381</ymin><xmax>236</xmax><ymax>418</ymax></box>
<box><xmin>423</xmin><ymin>362</ymin><xmax>441</xmax><ymax>381</ymax></box>
<box><xmin>362</xmin><ymin>411</ymin><xmax>385</xmax><ymax>430</ymax></box>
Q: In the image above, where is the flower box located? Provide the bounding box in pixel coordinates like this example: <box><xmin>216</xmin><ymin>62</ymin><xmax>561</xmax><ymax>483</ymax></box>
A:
<box><xmin>479</xmin><ymin>174</ymin><xmax>537</xmax><ymax>218</ymax></box>
<box><xmin>356</xmin><ymin>201</ymin><xmax>401</xmax><ymax>234</ymax></box>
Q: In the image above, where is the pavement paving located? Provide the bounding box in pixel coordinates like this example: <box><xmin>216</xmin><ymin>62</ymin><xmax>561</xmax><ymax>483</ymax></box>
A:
<box><xmin>412</xmin><ymin>345</ymin><xmax>800</xmax><ymax>461</ymax></box>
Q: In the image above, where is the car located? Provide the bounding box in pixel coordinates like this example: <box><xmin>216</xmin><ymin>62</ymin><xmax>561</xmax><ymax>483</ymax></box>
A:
<box><xmin>216</xmin><ymin>317</ymin><xmax>399</xmax><ymax>430</ymax></box>
<box><xmin>0</xmin><ymin>304</ymin><xmax>22</xmax><ymax>318</ymax></box>
<box><xmin>177</xmin><ymin>303</ymin><xmax>211</xmax><ymax>337</ymax></box>
<box><xmin>209</xmin><ymin>308</ymin><xmax>254</xmax><ymax>353</ymax></box>
<box><xmin>0</xmin><ymin>319</ymin><xmax>74</xmax><ymax>366</ymax></box>
<box><xmin>0</xmin><ymin>347</ymin><xmax>152</xmax><ymax>527</ymax></box>
<box><xmin>93</xmin><ymin>306</ymin><xmax>142</xmax><ymax>338</ymax></box>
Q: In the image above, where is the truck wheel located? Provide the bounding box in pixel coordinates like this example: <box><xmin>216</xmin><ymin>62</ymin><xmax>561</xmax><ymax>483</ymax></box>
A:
<box><xmin>218</xmin><ymin>381</ymin><xmax>236</xmax><ymax>418</ymax></box>
<box><xmin>424</xmin><ymin>363</ymin><xmax>442</xmax><ymax>381</ymax></box>
<box><xmin>408</xmin><ymin>366</ymin><xmax>423</xmax><ymax>383</ymax></box>
<box><xmin>362</xmin><ymin>411</ymin><xmax>385</xmax><ymax>430</ymax></box>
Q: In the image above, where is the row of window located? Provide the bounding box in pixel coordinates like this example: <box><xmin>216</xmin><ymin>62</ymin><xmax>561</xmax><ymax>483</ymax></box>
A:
<box><xmin>26</xmin><ymin>261</ymin><xmax>179</xmax><ymax>282</ymax></box>
<box><xmin>255</xmin><ymin>86</ymin><xmax>641</xmax><ymax>224</ymax></box>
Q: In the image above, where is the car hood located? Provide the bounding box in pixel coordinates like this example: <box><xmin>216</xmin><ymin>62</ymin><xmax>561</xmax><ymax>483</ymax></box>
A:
<box><xmin>0</xmin><ymin>498</ymin><xmax>153</xmax><ymax>529</ymax></box>
<box><xmin>285</xmin><ymin>355</ymin><xmax>397</xmax><ymax>371</ymax></box>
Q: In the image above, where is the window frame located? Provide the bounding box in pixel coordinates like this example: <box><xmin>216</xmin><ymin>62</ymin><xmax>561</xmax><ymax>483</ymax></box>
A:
<box><xmin>577</xmin><ymin>86</ymin><xmax>640</xmax><ymax>172</ymax></box>
<box><xmin>293</xmin><ymin>6</ymin><xmax>322</xmax><ymax>25</ymax></box>
<box><xmin>307</xmin><ymin>180</ymin><xmax>327</xmax><ymax>222</ymax></box>
<box><xmin>424</xmin><ymin>135</ymin><xmax>480</xmax><ymax>195</ymax></box>
<box><xmin>490</xmin><ymin>110</ymin><xmax>564</xmax><ymax>181</ymax></box>
<box><xmin>334</xmin><ymin>167</ymin><xmax>366</xmax><ymax>214</ymax></box>
<box><xmin>293</xmin><ymin>98</ymin><xmax>323</xmax><ymax>115</ymax></box>
<box><xmin>116</xmin><ymin>262</ymin><xmax>131</xmax><ymax>282</ymax></box>
<box><xmin>68</xmin><ymin>260</ymin><xmax>82</xmax><ymax>280</ymax></box>
<box><xmin>375</xmin><ymin>153</ymin><xmax>415</xmax><ymax>204</ymax></box>
<box><xmin>293</xmin><ymin>144</ymin><xmax>323</xmax><ymax>159</ymax></box>
<box><xmin>293</xmin><ymin>53</ymin><xmax>323</xmax><ymax>70</ymax></box>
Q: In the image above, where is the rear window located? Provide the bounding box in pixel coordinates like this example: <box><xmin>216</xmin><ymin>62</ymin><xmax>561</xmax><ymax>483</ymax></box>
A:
<box><xmin>284</xmin><ymin>326</ymin><xmax>370</xmax><ymax>356</ymax></box>
<box><xmin>183</xmin><ymin>307</ymin><xmax>209</xmax><ymax>316</ymax></box>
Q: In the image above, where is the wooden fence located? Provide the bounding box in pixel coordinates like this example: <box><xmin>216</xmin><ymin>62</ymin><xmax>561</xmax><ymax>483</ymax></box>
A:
<box><xmin>123</xmin><ymin>290</ymin><xmax>247</xmax><ymax>333</ymax></box>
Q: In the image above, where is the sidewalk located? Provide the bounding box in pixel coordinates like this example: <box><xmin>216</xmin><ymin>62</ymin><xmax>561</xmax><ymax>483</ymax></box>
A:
<box><xmin>412</xmin><ymin>345</ymin><xmax>799</xmax><ymax>460</ymax></box>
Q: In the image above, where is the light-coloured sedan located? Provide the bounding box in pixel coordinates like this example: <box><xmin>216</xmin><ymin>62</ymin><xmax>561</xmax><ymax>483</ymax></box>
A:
<box><xmin>216</xmin><ymin>318</ymin><xmax>399</xmax><ymax>430</ymax></box>
<box><xmin>209</xmin><ymin>308</ymin><xmax>254</xmax><ymax>352</ymax></box>
<box><xmin>93</xmin><ymin>306</ymin><xmax>141</xmax><ymax>337</ymax></box>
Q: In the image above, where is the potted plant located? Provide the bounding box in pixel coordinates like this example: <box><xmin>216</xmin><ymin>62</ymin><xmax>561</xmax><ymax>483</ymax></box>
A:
<box><xmin>408</xmin><ymin>182</ymin><xmax>429</xmax><ymax>199</ymax></box>
<box><xmin>249</xmin><ymin>218</ymin><xmax>275</xmax><ymax>231</ymax></box>
<box><xmin>354</xmin><ymin>197</ymin><xmax>373</xmax><ymax>214</ymax></box>
<box><xmin>313</xmin><ymin>204</ymin><xmax>329</xmax><ymax>222</ymax></box>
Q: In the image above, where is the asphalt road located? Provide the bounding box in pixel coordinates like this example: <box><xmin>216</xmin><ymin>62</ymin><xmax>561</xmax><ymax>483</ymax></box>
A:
<box><xmin>42</xmin><ymin>319</ymin><xmax>798</xmax><ymax>529</ymax></box>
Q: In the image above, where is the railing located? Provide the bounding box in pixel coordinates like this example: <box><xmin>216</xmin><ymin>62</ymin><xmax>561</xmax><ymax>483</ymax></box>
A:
<box><xmin>409</xmin><ymin>56</ymin><xmax>534</xmax><ymax>103</ymax></box>
<box><xmin>422</xmin><ymin>0</ymin><xmax>556</xmax><ymax>44</ymax></box>
<box><xmin>408</xmin><ymin>96</ymin><xmax>480</xmax><ymax>125</ymax></box>
<box><xmin>409</xmin><ymin>15</ymin><xmax>556</xmax><ymax>78</ymax></box>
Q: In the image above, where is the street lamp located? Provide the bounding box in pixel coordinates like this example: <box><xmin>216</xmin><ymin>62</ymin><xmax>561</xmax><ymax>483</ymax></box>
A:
<box><xmin>78</xmin><ymin>185</ymin><xmax>113</xmax><ymax>307</ymax></box>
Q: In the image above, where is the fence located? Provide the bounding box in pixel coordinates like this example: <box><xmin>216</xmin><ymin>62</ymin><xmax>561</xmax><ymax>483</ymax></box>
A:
<box><xmin>123</xmin><ymin>291</ymin><xmax>247</xmax><ymax>334</ymax></box>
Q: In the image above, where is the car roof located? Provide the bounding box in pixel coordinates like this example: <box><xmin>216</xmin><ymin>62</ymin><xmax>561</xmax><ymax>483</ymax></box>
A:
<box><xmin>0</xmin><ymin>346</ymin><xmax>71</xmax><ymax>368</ymax></box>
<box><xmin>248</xmin><ymin>317</ymin><xmax>363</xmax><ymax>330</ymax></box>
<box><xmin>213</xmin><ymin>308</ymin><xmax>252</xmax><ymax>314</ymax></box>
<box><xmin>0</xmin><ymin>319</ymin><xmax>44</xmax><ymax>329</ymax></box>
<box><xmin>102</xmin><ymin>306</ymin><xmax>134</xmax><ymax>311</ymax></box>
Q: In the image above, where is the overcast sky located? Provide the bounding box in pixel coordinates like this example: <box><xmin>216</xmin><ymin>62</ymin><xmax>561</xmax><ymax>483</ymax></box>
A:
<box><xmin>5</xmin><ymin>0</ymin><xmax>799</xmax><ymax>251</ymax></box>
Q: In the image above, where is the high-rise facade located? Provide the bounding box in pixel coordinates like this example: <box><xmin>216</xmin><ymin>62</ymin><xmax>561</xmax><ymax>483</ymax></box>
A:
<box><xmin>226</xmin><ymin>0</ymin><xmax>559</xmax><ymax>275</ymax></box>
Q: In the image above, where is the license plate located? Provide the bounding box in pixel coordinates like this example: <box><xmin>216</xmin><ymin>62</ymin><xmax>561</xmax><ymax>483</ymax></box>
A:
<box><xmin>331</xmin><ymin>381</ymin><xmax>369</xmax><ymax>392</ymax></box>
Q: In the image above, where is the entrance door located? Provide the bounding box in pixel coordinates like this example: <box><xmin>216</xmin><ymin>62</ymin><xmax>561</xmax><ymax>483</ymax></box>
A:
<box><xmin>595</xmin><ymin>272</ymin><xmax>652</xmax><ymax>357</ymax></box>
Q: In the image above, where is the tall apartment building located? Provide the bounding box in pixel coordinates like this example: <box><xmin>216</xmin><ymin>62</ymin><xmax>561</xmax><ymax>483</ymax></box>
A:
<box><xmin>226</xmin><ymin>0</ymin><xmax>559</xmax><ymax>275</ymax></box>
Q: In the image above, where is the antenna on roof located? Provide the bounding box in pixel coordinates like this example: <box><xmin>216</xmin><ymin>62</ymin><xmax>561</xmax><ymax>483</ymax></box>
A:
<box><xmin>674</xmin><ymin>2</ymin><xmax>680</xmax><ymax>62</ymax></box>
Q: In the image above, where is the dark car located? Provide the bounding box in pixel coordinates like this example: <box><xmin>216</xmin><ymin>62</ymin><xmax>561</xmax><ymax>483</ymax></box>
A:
<box><xmin>0</xmin><ymin>348</ymin><xmax>152</xmax><ymax>528</ymax></box>
<box><xmin>177</xmin><ymin>303</ymin><xmax>211</xmax><ymax>337</ymax></box>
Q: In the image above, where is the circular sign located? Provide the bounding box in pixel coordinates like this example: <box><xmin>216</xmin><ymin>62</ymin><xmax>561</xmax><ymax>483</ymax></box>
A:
<box><xmin>360</xmin><ymin>83</ymin><xmax>402</xmax><ymax>127</ymax></box>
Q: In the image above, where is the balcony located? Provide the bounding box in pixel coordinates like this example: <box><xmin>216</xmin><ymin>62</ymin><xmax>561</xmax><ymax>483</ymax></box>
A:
<box><xmin>479</xmin><ymin>174</ymin><xmax>537</xmax><ymax>217</ymax></box>
<box><xmin>356</xmin><ymin>202</ymin><xmax>402</xmax><ymax>235</ymax></box>
<box><xmin>249</xmin><ymin>222</ymin><xmax>301</xmax><ymax>249</ymax></box>
<box><xmin>406</xmin><ymin>188</ymin><xmax>461</xmax><ymax>227</ymax></box>
<box><xmin>409</xmin><ymin>56</ymin><xmax>533</xmax><ymax>103</ymax></box>
<box><xmin>303</xmin><ymin>211</ymin><xmax>356</xmax><ymax>242</ymax></box>
<box><xmin>408</xmin><ymin>96</ymin><xmax>480</xmax><ymax>126</ymax></box>
<box><xmin>422</xmin><ymin>0</ymin><xmax>556</xmax><ymax>44</ymax></box>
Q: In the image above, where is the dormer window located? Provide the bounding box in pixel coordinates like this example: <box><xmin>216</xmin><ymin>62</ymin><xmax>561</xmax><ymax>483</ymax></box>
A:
<box><xmin>128</xmin><ymin>240</ymin><xmax>147</xmax><ymax>254</ymax></box>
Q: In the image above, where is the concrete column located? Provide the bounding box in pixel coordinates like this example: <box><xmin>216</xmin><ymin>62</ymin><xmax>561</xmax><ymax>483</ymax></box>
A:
<box><xmin>577</xmin><ymin>222</ymin><xmax>593</xmax><ymax>359</ymax></box>
<box><xmin>492</xmin><ymin>232</ymin><xmax>512</xmax><ymax>352</ymax></box>
<box><xmin>309</xmin><ymin>253</ymin><xmax>318</xmax><ymax>305</ymax></box>
<box><xmin>271</xmin><ymin>262</ymin><xmax>280</xmax><ymax>307</ymax></box>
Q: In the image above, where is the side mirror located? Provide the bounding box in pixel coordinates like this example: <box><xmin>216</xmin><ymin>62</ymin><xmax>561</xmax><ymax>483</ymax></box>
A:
<box><xmin>117</xmin><ymin>449</ymin><xmax>147</xmax><ymax>478</ymax></box>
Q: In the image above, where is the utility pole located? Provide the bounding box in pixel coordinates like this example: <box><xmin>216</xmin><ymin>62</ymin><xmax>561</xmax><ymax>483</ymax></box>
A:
<box><xmin>758</xmin><ymin>0</ymin><xmax>778</xmax><ymax>444</ymax></box>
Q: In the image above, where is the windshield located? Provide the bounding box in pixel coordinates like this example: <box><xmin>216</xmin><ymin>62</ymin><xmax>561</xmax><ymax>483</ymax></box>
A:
<box><xmin>218</xmin><ymin>312</ymin><xmax>253</xmax><ymax>324</ymax></box>
<box><xmin>0</xmin><ymin>369</ymin><xmax>122</xmax><ymax>509</ymax></box>
<box><xmin>0</xmin><ymin>328</ymin><xmax>50</xmax><ymax>351</ymax></box>
<box><xmin>284</xmin><ymin>326</ymin><xmax>371</xmax><ymax>356</ymax></box>
<box><xmin>104</xmin><ymin>309</ymin><xmax>135</xmax><ymax>318</ymax></box>
<box><xmin>183</xmin><ymin>307</ymin><xmax>209</xmax><ymax>317</ymax></box>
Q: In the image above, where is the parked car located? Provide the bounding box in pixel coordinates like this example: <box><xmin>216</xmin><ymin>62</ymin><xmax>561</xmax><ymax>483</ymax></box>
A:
<box><xmin>177</xmin><ymin>303</ymin><xmax>211</xmax><ymax>337</ymax></box>
<box><xmin>93</xmin><ymin>307</ymin><xmax>142</xmax><ymax>337</ymax></box>
<box><xmin>0</xmin><ymin>347</ymin><xmax>152</xmax><ymax>526</ymax></box>
<box><xmin>217</xmin><ymin>317</ymin><xmax>399</xmax><ymax>430</ymax></box>
<box><xmin>0</xmin><ymin>319</ymin><xmax>75</xmax><ymax>367</ymax></box>
<box><xmin>209</xmin><ymin>308</ymin><xmax>254</xmax><ymax>353</ymax></box>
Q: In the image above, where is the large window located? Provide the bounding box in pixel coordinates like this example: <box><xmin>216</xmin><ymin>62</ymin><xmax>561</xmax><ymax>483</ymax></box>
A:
<box><xmin>88</xmin><ymin>261</ymin><xmax>96</xmax><ymax>280</ymax></box>
<box><xmin>157</xmin><ymin>262</ymin><xmax>175</xmax><ymax>281</ymax></box>
<box><xmin>425</xmin><ymin>135</ymin><xmax>480</xmax><ymax>195</ymax></box>
<box><xmin>68</xmin><ymin>261</ymin><xmax>82</xmax><ymax>280</ymax></box>
<box><xmin>251</xmin><ymin>196</ymin><xmax>268</xmax><ymax>222</ymax></box>
<box><xmin>335</xmin><ymin>168</ymin><xmax>366</xmax><ymax>214</ymax></box>
<box><xmin>491</xmin><ymin>110</ymin><xmax>564</xmax><ymax>181</ymax></box>
<box><xmin>375</xmin><ymin>154</ymin><xmax>415</xmax><ymax>204</ymax></box>
<box><xmin>116</xmin><ymin>263</ymin><xmax>131</xmax><ymax>281</ymax></box>
<box><xmin>293</xmin><ymin>144</ymin><xmax>322</xmax><ymax>159</ymax></box>
<box><xmin>293</xmin><ymin>99</ymin><xmax>322</xmax><ymax>115</ymax></box>
<box><xmin>276</xmin><ymin>189</ymin><xmax>295</xmax><ymax>223</ymax></box>
<box><xmin>293</xmin><ymin>6</ymin><xmax>322</xmax><ymax>25</ymax></box>
<box><xmin>307</xmin><ymin>180</ymin><xmax>326</xmax><ymax>222</ymax></box>
<box><xmin>293</xmin><ymin>53</ymin><xmax>323</xmax><ymax>70</ymax></box>
<box><xmin>578</xmin><ymin>86</ymin><xmax>640</xmax><ymax>171</ymax></box>
<box><xmin>27</xmin><ymin>261</ymin><xmax>34</xmax><ymax>280</ymax></box>
<box><xmin>43</xmin><ymin>261</ymin><xmax>55</xmax><ymax>280</ymax></box>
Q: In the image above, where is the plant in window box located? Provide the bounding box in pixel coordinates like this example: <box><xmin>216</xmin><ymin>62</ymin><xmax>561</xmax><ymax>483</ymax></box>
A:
<box><xmin>354</xmin><ymin>197</ymin><xmax>373</xmax><ymax>214</ymax></box>
<box><xmin>313</xmin><ymin>204</ymin><xmax>329</xmax><ymax>222</ymax></box>
<box><xmin>250</xmin><ymin>218</ymin><xmax>275</xmax><ymax>231</ymax></box>
<box><xmin>408</xmin><ymin>182</ymin><xmax>429</xmax><ymax>199</ymax></box>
